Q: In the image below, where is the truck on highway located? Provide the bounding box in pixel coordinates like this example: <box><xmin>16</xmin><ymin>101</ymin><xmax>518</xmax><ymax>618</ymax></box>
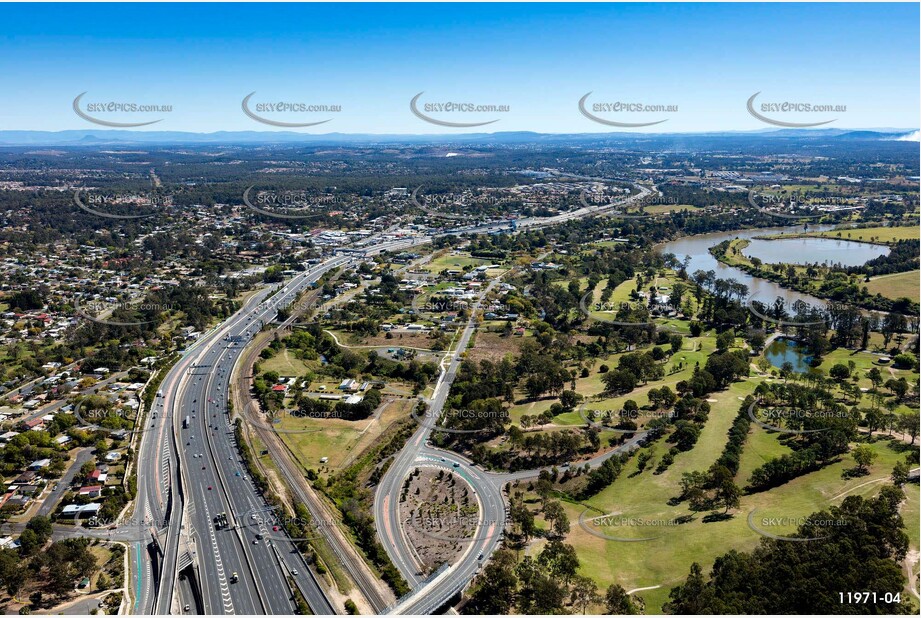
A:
<box><xmin>213</xmin><ymin>512</ymin><xmax>228</xmax><ymax>529</ymax></box>
<box><xmin>183</xmin><ymin>416</ymin><xmax>190</xmax><ymax>429</ymax></box>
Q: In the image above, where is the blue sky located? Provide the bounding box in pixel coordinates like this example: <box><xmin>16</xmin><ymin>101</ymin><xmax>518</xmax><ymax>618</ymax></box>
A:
<box><xmin>0</xmin><ymin>3</ymin><xmax>917</xmax><ymax>133</ymax></box>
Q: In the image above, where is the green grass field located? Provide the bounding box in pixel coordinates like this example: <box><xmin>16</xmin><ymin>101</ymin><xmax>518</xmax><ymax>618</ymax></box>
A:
<box><xmin>560</xmin><ymin>400</ymin><xmax>917</xmax><ymax>613</ymax></box>
<box><xmin>278</xmin><ymin>398</ymin><xmax>414</xmax><ymax>473</ymax></box>
<box><xmin>812</xmin><ymin>347</ymin><xmax>920</xmax><ymax>403</ymax></box>
<box><xmin>426</xmin><ymin>245</ymin><xmax>915</xmax><ymax>611</ymax></box>
<box><xmin>510</xmin><ymin>336</ymin><xmax>921</xmax><ymax>612</ymax></box>
<box><xmin>734</xmin><ymin>422</ymin><xmax>794</xmax><ymax>483</ymax></box>
<box><xmin>259</xmin><ymin>348</ymin><xmax>316</xmax><ymax>376</ymax></box>
<box><xmin>578</xmin><ymin>271</ymin><xmax>699</xmax><ymax>325</ymax></box>
<box><xmin>422</xmin><ymin>252</ymin><xmax>494</xmax><ymax>273</ymax></box>
<box><xmin>643</xmin><ymin>204</ymin><xmax>697</xmax><ymax>215</ymax></box>
<box><xmin>507</xmin><ymin>331</ymin><xmax>714</xmax><ymax>428</ymax></box>
<box><xmin>808</xmin><ymin>226</ymin><xmax>919</xmax><ymax>245</ymax></box>
<box><xmin>762</xmin><ymin>225</ymin><xmax>919</xmax><ymax>246</ymax></box>
<box><xmin>866</xmin><ymin>270</ymin><xmax>921</xmax><ymax>303</ymax></box>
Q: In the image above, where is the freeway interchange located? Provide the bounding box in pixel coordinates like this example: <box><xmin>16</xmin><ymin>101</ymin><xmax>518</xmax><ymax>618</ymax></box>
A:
<box><xmin>132</xmin><ymin>256</ymin><xmax>354</xmax><ymax>615</ymax></box>
<box><xmin>118</xmin><ymin>183</ymin><xmax>652</xmax><ymax>615</ymax></box>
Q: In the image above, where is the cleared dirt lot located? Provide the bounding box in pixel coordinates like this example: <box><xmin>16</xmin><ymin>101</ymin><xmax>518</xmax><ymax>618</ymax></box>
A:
<box><xmin>398</xmin><ymin>467</ymin><xmax>479</xmax><ymax>573</ymax></box>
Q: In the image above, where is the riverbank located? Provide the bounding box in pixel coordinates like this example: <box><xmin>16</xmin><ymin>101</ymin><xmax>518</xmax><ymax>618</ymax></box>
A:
<box><xmin>754</xmin><ymin>224</ymin><xmax>919</xmax><ymax>247</ymax></box>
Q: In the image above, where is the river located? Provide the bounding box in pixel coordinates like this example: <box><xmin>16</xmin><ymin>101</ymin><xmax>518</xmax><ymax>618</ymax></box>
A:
<box><xmin>743</xmin><ymin>236</ymin><xmax>888</xmax><ymax>268</ymax></box>
<box><xmin>657</xmin><ymin>224</ymin><xmax>852</xmax><ymax>307</ymax></box>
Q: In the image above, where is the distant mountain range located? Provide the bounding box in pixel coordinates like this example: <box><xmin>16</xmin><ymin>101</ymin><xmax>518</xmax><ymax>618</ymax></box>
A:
<box><xmin>0</xmin><ymin>128</ymin><xmax>916</xmax><ymax>146</ymax></box>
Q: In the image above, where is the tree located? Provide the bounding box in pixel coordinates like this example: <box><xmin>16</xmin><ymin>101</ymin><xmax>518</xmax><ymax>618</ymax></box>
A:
<box><xmin>602</xmin><ymin>369</ymin><xmax>637</xmax><ymax>394</ymax></box>
<box><xmin>669</xmin><ymin>334</ymin><xmax>683</xmax><ymax>354</ymax></box>
<box><xmin>715</xmin><ymin>477</ymin><xmax>741</xmax><ymax>514</ymax></box>
<box><xmin>559</xmin><ymin>390</ymin><xmax>580</xmax><ymax>411</ymax></box>
<box><xmin>537</xmin><ymin>539</ymin><xmax>579</xmax><ymax>583</ymax></box>
<box><xmin>716</xmin><ymin>330</ymin><xmax>734</xmax><ymax>352</ymax></box>
<box><xmin>829</xmin><ymin>363</ymin><xmax>850</xmax><ymax>381</ymax></box>
<box><xmin>649</xmin><ymin>386</ymin><xmax>677</xmax><ymax>410</ymax></box>
<box><xmin>664</xmin><ymin>490</ymin><xmax>911</xmax><ymax>614</ymax></box>
<box><xmin>80</xmin><ymin>460</ymin><xmax>96</xmax><ymax>477</ymax></box>
<box><xmin>896</xmin><ymin>412</ymin><xmax>919</xmax><ymax>444</ymax></box>
<box><xmin>543</xmin><ymin>500</ymin><xmax>571</xmax><ymax>537</ymax></box>
<box><xmin>891</xmin><ymin>461</ymin><xmax>910</xmax><ymax>487</ymax></box>
<box><xmin>851</xmin><ymin>444</ymin><xmax>878</xmax><ymax>474</ymax></box>
<box><xmin>0</xmin><ymin>548</ymin><xmax>25</xmax><ymax>596</ymax></box>
<box><xmin>867</xmin><ymin>367</ymin><xmax>883</xmax><ymax>389</ymax></box>
<box><xmin>605</xmin><ymin>584</ymin><xmax>637</xmax><ymax>615</ymax></box>
<box><xmin>669</xmin><ymin>420</ymin><xmax>701</xmax><ymax>451</ymax></box>
<box><xmin>17</xmin><ymin>529</ymin><xmax>41</xmax><ymax>556</ymax></box>
<box><xmin>535</xmin><ymin>477</ymin><xmax>554</xmax><ymax>505</ymax></box>
<box><xmin>516</xmin><ymin>557</ymin><xmax>567</xmax><ymax>614</ymax></box>
<box><xmin>26</xmin><ymin>516</ymin><xmax>53</xmax><ymax>544</ymax></box>
<box><xmin>680</xmin><ymin>471</ymin><xmax>710</xmax><ymax>511</ymax></box>
<box><xmin>509</xmin><ymin>498</ymin><xmax>536</xmax><ymax>543</ymax></box>
<box><xmin>570</xmin><ymin>575</ymin><xmax>601</xmax><ymax>614</ymax></box>
<box><xmin>885</xmin><ymin>378</ymin><xmax>909</xmax><ymax>403</ymax></box>
<box><xmin>664</xmin><ymin>562</ymin><xmax>712</xmax><ymax>614</ymax></box>
<box><xmin>704</xmin><ymin>350</ymin><xmax>750</xmax><ymax>388</ymax></box>
<box><xmin>466</xmin><ymin>549</ymin><xmax>518</xmax><ymax>614</ymax></box>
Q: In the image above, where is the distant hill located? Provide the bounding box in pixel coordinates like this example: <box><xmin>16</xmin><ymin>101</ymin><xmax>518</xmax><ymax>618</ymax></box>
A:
<box><xmin>0</xmin><ymin>128</ymin><xmax>916</xmax><ymax>146</ymax></box>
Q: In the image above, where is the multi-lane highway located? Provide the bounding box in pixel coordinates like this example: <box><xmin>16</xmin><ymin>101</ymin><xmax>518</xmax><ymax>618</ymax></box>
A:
<box><xmin>126</xmin><ymin>257</ymin><xmax>354</xmax><ymax>614</ymax></box>
<box><xmin>127</xmin><ymin>237</ymin><xmax>434</xmax><ymax>614</ymax></box>
<box><xmin>173</xmin><ymin>256</ymin><xmax>375</xmax><ymax>615</ymax></box>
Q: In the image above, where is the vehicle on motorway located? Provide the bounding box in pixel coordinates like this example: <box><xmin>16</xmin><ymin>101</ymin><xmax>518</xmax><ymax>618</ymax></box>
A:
<box><xmin>183</xmin><ymin>416</ymin><xmax>190</xmax><ymax>429</ymax></box>
<box><xmin>230</xmin><ymin>572</ymin><xmax>238</xmax><ymax>583</ymax></box>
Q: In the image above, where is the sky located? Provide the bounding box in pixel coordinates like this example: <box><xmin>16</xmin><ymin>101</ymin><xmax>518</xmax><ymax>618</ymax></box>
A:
<box><xmin>0</xmin><ymin>2</ymin><xmax>918</xmax><ymax>134</ymax></box>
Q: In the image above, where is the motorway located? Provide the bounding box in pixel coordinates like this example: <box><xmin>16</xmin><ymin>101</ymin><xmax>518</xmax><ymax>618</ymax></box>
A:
<box><xmin>126</xmin><ymin>257</ymin><xmax>354</xmax><ymax>614</ymax></box>
<box><xmin>125</xmin><ymin>235</ymin><xmax>434</xmax><ymax>615</ymax></box>
<box><xmin>234</xmin><ymin>301</ymin><xmax>396</xmax><ymax>613</ymax></box>
<box><xmin>170</xmin><ymin>256</ymin><xmax>378</xmax><ymax>614</ymax></box>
